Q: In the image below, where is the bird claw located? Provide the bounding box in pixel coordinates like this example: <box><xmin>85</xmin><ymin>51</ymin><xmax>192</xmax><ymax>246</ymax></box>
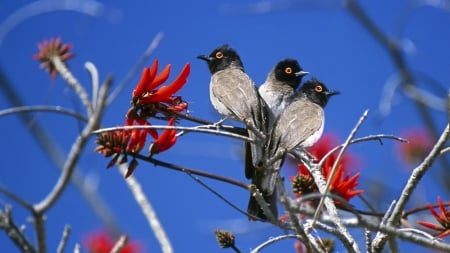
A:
<box><xmin>213</xmin><ymin>117</ymin><xmax>228</xmax><ymax>130</ymax></box>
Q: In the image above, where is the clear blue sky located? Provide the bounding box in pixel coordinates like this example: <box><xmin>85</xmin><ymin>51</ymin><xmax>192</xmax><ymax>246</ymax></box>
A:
<box><xmin>1</xmin><ymin>0</ymin><xmax>449</xmax><ymax>252</ymax></box>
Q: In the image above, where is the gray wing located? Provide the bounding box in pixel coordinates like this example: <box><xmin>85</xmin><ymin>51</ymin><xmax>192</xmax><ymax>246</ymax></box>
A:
<box><xmin>211</xmin><ymin>68</ymin><xmax>261</xmax><ymax>123</ymax></box>
<box><xmin>274</xmin><ymin>98</ymin><xmax>324</xmax><ymax>152</ymax></box>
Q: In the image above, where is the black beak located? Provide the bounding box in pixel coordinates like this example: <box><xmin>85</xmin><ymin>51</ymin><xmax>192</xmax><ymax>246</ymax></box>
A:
<box><xmin>197</xmin><ymin>55</ymin><xmax>213</xmax><ymax>62</ymax></box>
<box><xmin>295</xmin><ymin>70</ymin><xmax>309</xmax><ymax>77</ymax></box>
<box><xmin>326</xmin><ymin>90</ymin><xmax>341</xmax><ymax>97</ymax></box>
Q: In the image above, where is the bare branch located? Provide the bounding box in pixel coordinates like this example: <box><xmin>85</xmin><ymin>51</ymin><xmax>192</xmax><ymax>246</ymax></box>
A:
<box><xmin>312</xmin><ymin>109</ymin><xmax>369</xmax><ymax>225</ymax></box>
<box><xmin>0</xmin><ymin>206</ymin><xmax>36</xmax><ymax>253</ymax></box>
<box><xmin>0</xmin><ymin>0</ymin><xmax>112</xmax><ymax>47</ymax></box>
<box><xmin>183</xmin><ymin>171</ymin><xmax>253</xmax><ymax>219</ymax></box>
<box><xmin>110</xmin><ymin>235</ymin><xmax>128</xmax><ymax>253</ymax></box>
<box><xmin>250</xmin><ymin>234</ymin><xmax>300</xmax><ymax>253</ymax></box>
<box><xmin>106</xmin><ymin>32</ymin><xmax>164</xmax><ymax>105</ymax></box>
<box><xmin>93</xmin><ymin>124</ymin><xmax>253</xmax><ymax>143</ymax></box>
<box><xmin>117</xmin><ymin>164</ymin><xmax>173</xmax><ymax>253</ymax></box>
<box><xmin>0</xmin><ymin>185</ymin><xmax>34</xmax><ymax>211</ymax></box>
<box><xmin>51</xmin><ymin>55</ymin><xmax>94</xmax><ymax>115</ymax></box>
<box><xmin>136</xmin><ymin>155</ymin><xmax>249</xmax><ymax>190</ymax></box>
<box><xmin>56</xmin><ymin>225</ymin><xmax>71</xmax><ymax>253</ymax></box>
<box><xmin>31</xmin><ymin>76</ymin><xmax>112</xmax><ymax>252</ymax></box>
<box><xmin>85</xmin><ymin>61</ymin><xmax>100</xmax><ymax>109</ymax></box>
<box><xmin>277</xmin><ymin>179</ymin><xmax>323</xmax><ymax>253</ymax></box>
<box><xmin>34</xmin><ymin>75</ymin><xmax>112</xmax><ymax>212</ymax></box>
<box><xmin>372</xmin><ymin>124</ymin><xmax>450</xmax><ymax>251</ymax></box>
<box><xmin>0</xmin><ymin>105</ymin><xmax>88</xmax><ymax>122</ymax></box>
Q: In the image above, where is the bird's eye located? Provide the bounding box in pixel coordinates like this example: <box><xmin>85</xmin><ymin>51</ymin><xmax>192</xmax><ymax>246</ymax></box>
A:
<box><xmin>315</xmin><ymin>85</ymin><xmax>323</xmax><ymax>93</ymax></box>
<box><xmin>215</xmin><ymin>51</ymin><xmax>224</xmax><ymax>59</ymax></box>
<box><xmin>285</xmin><ymin>67</ymin><xmax>293</xmax><ymax>74</ymax></box>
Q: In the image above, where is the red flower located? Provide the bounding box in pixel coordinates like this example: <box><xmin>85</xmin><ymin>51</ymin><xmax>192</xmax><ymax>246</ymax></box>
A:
<box><xmin>33</xmin><ymin>37</ymin><xmax>74</xmax><ymax>79</ymax></box>
<box><xmin>84</xmin><ymin>231</ymin><xmax>141</xmax><ymax>253</ymax></box>
<box><xmin>148</xmin><ymin>117</ymin><xmax>178</xmax><ymax>156</ymax></box>
<box><xmin>291</xmin><ymin>134</ymin><xmax>363</xmax><ymax>204</ymax></box>
<box><xmin>418</xmin><ymin>196</ymin><xmax>450</xmax><ymax>238</ymax></box>
<box><xmin>130</xmin><ymin>59</ymin><xmax>190</xmax><ymax>119</ymax></box>
<box><xmin>96</xmin><ymin>60</ymin><xmax>189</xmax><ymax>177</ymax></box>
<box><xmin>397</xmin><ymin>128</ymin><xmax>433</xmax><ymax>165</ymax></box>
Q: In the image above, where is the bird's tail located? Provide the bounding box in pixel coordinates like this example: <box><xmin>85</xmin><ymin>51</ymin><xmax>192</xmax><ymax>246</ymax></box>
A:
<box><xmin>247</xmin><ymin>187</ymin><xmax>278</xmax><ymax>221</ymax></box>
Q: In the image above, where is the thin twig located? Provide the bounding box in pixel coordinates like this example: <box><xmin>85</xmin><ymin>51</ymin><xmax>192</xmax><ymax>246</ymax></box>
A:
<box><xmin>0</xmin><ymin>105</ymin><xmax>88</xmax><ymax>122</ymax></box>
<box><xmin>317</xmin><ymin>134</ymin><xmax>407</xmax><ymax>169</ymax></box>
<box><xmin>110</xmin><ymin>235</ymin><xmax>128</xmax><ymax>253</ymax></box>
<box><xmin>34</xmin><ymin>76</ymin><xmax>111</xmax><ymax>212</ymax></box>
<box><xmin>51</xmin><ymin>55</ymin><xmax>94</xmax><ymax>115</ymax></box>
<box><xmin>93</xmin><ymin>124</ymin><xmax>253</xmax><ymax>143</ymax></box>
<box><xmin>312</xmin><ymin>109</ymin><xmax>369</xmax><ymax>225</ymax></box>
<box><xmin>276</xmin><ymin>179</ymin><xmax>322</xmax><ymax>253</ymax></box>
<box><xmin>0</xmin><ymin>186</ymin><xmax>34</xmax><ymax>211</ymax></box>
<box><xmin>303</xmin><ymin>162</ymin><xmax>359</xmax><ymax>253</ymax></box>
<box><xmin>106</xmin><ymin>32</ymin><xmax>164</xmax><ymax>105</ymax></box>
<box><xmin>183</xmin><ymin>171</ymin><xmax>252</xmax><ymax>219</ymax></box>
<box><xmin>56</xmin><ymin>225</ymin><xmax>71</xmax><ymax>253</ymax></box>
<box><xmin>0</xmin><ymin>68</ymin><xmax>122</xmax><ymax>237</ymax></box>
<box><xmin>161</xmin><ymin>109</ymin><xmax>248</xmax><ymax>136</ymax></box>
<box><xmin>0</xmin><ymin>206</ymin><xmax>36</xmax><ymax>253</ymax></box>
<box><xmin>372</xmin><ymin>124</ymin><xmax>450</xmax><ymax>251</ymax></box>
<box><xmin>118</xmin><ymin>164</ymin><xmax>173</xmax><ymax>253</ymax></box>
<box><xmin>136</xmin><ymin>155</ymin><xmax>249</xmax><ymax>190</ymax></box>
<box><xmin>250</xmin><ymin>234</ymin><xmax>300</xmax><ymax>253</ymax></box>
<box><xmin>85</xmin><ymin>62</ymin><xmax>100</xmax><ymax>109</ymax></box>
<box><xmin>0</xmin><ymin>0</ymin><xmax>109</xmax><ymax>47</ymax></box>
<box><xmin>31</xmin><ymin>76</ymin><xmax>111</xmax><ymax>253</ymax></box>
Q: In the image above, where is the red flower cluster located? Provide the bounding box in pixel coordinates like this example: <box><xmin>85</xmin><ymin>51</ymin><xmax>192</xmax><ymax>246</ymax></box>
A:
<box><xmin>397</xmin><ymin>128</ymin><xmax>433</xmax><ymax>166</ymax></box>
<box><xmin>291</xmin><ymin>134</ymin><xmax>363</xmax><ymax>204</ymax></box>
<box><xmin>418</xmin><ymin>196</ymin><xmax>450</xmax><ymax>238</ymax></box>
<box><xmin>84</xmin><ymin>231</ymin><xmax>141</xmax><ymax>253</ymax></box>
<box><xmin>96</xmin><ymin>60</ymin><xmax>190</xmax><ymax>177</ymax></box>
<box><xmin>33</xmin><ymin>37</ymin><xmax>74</xmax><ymax>79</ymax></box>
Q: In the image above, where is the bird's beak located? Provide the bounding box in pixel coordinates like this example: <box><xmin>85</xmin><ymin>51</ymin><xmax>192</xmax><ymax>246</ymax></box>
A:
<box><xmin>326</xmin><ymin>90</ymin><xmax>341</xmax><ymax>97</ymax></box>
<box><xmin>295</xmin><ymin>70</ymin><xmax>309</xmax><ymax>77</ymax></box>
<box><xmin>197</xmin><ymin>55</ymin><xmax>213</xmax><ymax>62</ymax></box>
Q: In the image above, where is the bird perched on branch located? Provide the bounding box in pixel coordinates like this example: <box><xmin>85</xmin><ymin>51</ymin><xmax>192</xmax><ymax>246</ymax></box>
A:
<box><xmin>198</xmin><ymin>45</ymin><xmax>270</xmax><ymax>220</ymax></box>
<box><xmin>246</xmin><ymin>58</ymin><xmax>308</xmax><ymax>220</ymax></box>
<box><xmin>263</xmin><ymin>78</ymin><xmax>340</xmax><ymax>210</ymax></box>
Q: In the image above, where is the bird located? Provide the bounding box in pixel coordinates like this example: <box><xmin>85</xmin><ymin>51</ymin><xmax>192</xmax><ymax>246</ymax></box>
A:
<box><xmin>259</xmin><ymin>58</ymin><xmax>309</xmax><ymax>130</ymax></box>
<box><xmin>245</xmin><ymin>58</ymin><xmax>308</xmax><ymax>221</ymax></box>
<box><xmin>262</xmin><ymin>78</ymin><xmax>340</xmax><ymax>210</ymax></box>
<box><xmin>197</xmin><ymin>45</ymin><xmax>271</xmax><ymax>220</ymax></box>
<box><xmin>197</xmin><ymin>45</ymin><xmax>266</xmax><ymax>136</ymax></box>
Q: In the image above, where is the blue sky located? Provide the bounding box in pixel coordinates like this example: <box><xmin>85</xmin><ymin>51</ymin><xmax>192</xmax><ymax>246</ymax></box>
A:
<box><xmin>1</xmin><ymin>0</ymin><xmax>449</xmax><ymax>252</ymax></box>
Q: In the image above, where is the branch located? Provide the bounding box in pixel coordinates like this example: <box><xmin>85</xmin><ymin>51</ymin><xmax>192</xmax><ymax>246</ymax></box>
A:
<box><xmin>106</xmin><ymin>32</ymin><xmax>164</xmax><ymax>105</ymax></box>
<box><xmin>117</xmin><ymin>164</ymin><xmax>173</xmax><ymax>253</ymax></box>
<box><xmin>183</xmin><ymin>171</ymin><xmax>253</xmax><ymax>219</ymax></box>
<box><xmin>372</xmin><ymin>123</ymin><xmax>450</xmax><ymax>251</ymax></box>
<box><xmin>56</xmin><ymin>225</ymin><xmax>71</xmax><ymax>253</ymax></box>
<box><xmin>0</xmin><ymin>105</ymin><xmax>88</xmax><ymax>122</ymax></box>
<box><xmin>0</xmin><ymin>0</ymin><xmax>111</xmax><ymax>47</ymax></box>
<box><xmin>161</xmin><ymin>109</ymin><xmax>248</xmax><ymax>136</ymax></box>
<box><xmin>0</xmin><ymin>206</ymin><xmax>36</xmax><ymax>253</ymax></box>
<box><xmin>110</xmin><ymin>235</ymin><xmax>128</xmax><ymax>253</ymax></box>
<box><xmin>34</xmin><ymin>75</ymin><xmax>111</xmax><ymax>212</ymax></box>
<box><xmin>135</xmin><ymin>155</ymin><xmax>249</xmax><ymax>190</ymax></box>
<box><xmin>31</xmin><ymin>76</ymin><xmax>112</xmax><ymax>252</ymax></box>
<box><xmin>250</xmin><ymin>234</ymin><xmax>300</xmax><ymax>253</ymax></box>
<box><xmin>93</xmin><ymin>124</ymin><xmax>253</xmax><ymax>143</ymax></box>
<box><xmin>312</xmin><ymin>109</ymin><xmax>369</xmax><ymax>224</ymax></box>
<box><xmin>50</xmin><ymin>55</ymin><xmax>93</xmax><ymax>115</ymax></box>
<box><xmin>277</xmin><ymin>180</ymin><xmax>323</xmax><ymax>253</ymax></box>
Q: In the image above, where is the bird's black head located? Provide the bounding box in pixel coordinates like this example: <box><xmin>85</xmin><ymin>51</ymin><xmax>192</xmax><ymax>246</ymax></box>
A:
<box><xmin>197</xmin><ymin>45</ymin><xmax>244</xmax><ymax>74</ymax></box>
<box><xmin>274</xmin><ymin>58</ymin><xmax>308</xmax><ymax>90</ymax></box>
<box><xmin>299</xmin><ymin>78</ymin><xmax>340</xmax><ymax>107</ymax></box>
